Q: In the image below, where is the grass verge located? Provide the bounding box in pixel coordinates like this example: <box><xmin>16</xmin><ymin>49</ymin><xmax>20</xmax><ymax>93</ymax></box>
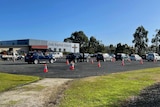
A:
<box><xmin>59</xmin><ymin>67</ymin><xmax>160</xmax><ymax>107</ymax></box>
<box><xmin>0</xmin><ymin>72</ymin><xmax>40</xmax><ymax>92</ymax></box>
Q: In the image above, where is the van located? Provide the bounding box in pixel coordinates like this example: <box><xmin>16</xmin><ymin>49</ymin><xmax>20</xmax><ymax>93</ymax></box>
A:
<box><xmin>96</xmin><ymin>53</ymin><xmax>112</xmax><ymax>62</ymax></box>
<box><xmin>53</xmin><ymin>52</ymin><xmax>63</xmax><ymax>58</ymax></box>
<box><xmin>130</xmin><ymin>54</ymin><xmax>142</xmax><ymax>61</ymax></box>
<box><xmin>115</xmin><ymin>53</ymin><xmax>130</xmax><ymax>61</ymax></box>
<box><xmin>49</xmin><ymin>52</ymin><xmax>63</xmax><ymax>58</ymax></box>
<box><xmin>146</xmin><ymin>52</ymin><xmax>160</xmax><ymax>61</ymax></box>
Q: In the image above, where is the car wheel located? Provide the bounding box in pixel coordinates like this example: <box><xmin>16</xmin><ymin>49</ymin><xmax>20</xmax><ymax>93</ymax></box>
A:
<box><xmin>74</xmin><ymin>59</ymin><xmax>77</xmax><ymax>63</ymax></box>
<box><xmin>50</xmin><ymin>59</ymin><xmax>54</xmax><ymax>63</ymax></box>
<box><xmin>86</xmin><ymin>58</ymin><xmax>89</xmax><ymax>62</ymax></box>
<box><xmin>34</xmin><ymin>59</ymin><xmax>38</xmax><ymax>64</ymax></box>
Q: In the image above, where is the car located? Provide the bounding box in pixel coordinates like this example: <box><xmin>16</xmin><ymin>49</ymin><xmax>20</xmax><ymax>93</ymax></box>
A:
<box><xmin>141</xmin><ymin>54</ymin><xmax>147</xmax><ymax>60</ymax></box>
<box><xmin>66</xmin><ymin>53</ymin><xmax>90</xmax><ymax>63</ymax></box>
<box><xmin>25</xmin><ymin>52</ymin><xmax>56</xmax><ymax>64</ymax></box>
<box><xmin>49</xmin><ymin>52</ymin><xmax>63</xmax><ymax>58</ymax></box>
<box><xmin>109</xmin><ymin>53</ymin><xmax>115</xmax><ymax>58</ymax></box>
<box><xmin>16</xmin><ymin>54</ymin><xmax>25</xmax><ymax>60</ymax></box>
<box><xmin>115</xmin><ymin>53</ymin><xmax>130</xmax><ymax>61</ymax></box>
<box><xmin>130</xmin><ymin>54</ymin><xmax>142</xmax><ymax>61</ymax></box>
<box><xmin>96</xmin><ymin>53</ymin><xmax>112</xmax><ymax>62</ymax></box>
<box><xmin>146</xmin><ymin>52</ymin><xmax>160</xmax><ymax>61</ymax></box>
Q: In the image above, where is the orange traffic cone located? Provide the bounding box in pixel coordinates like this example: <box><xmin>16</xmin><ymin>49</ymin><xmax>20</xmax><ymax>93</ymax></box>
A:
<box><xmin>66</xmin><ymin>59</ymin><xmax>69</xmax><ymax>65</ymax></box>
<box><xmin>44</xmin><ymin>64</ymin><xmax>48</xmax><ymax>73</ymax></box>
<box><xmin>112</xmin><ymin>57</ymin><xmax>115</xmax><ymax>62</ymax></box>
<box><xmin>69</xmin><ymin>61</ymin><xmax>75</xmax><ymax>70</ymax></box>
<box><xmin>98</xmin><ymin>61</ymin><xmax>101</xmax><ymax>67</ymax></box>
<box><xmin>91</xmin><ymin>59</ymin><xmax>94</xmax><ymax>64</ymax></box>
<box><xmin>154</xmin><ymin>59</ymin><xmax>157</xmax><ymax>63</ymax></box>
<box><xmin>121</xmin><ymin>59</ymin><xmax>125</xmax><ymax>66</ymax></box>
<box><xmin>140</xmin><ymin>59</ymin><xmax>143</xmax><ymax>64</ymax></box>
<box><xmin>128</xmin><ymin>58</ymin><xmax>131</xmax><ymax>62</ymax></box>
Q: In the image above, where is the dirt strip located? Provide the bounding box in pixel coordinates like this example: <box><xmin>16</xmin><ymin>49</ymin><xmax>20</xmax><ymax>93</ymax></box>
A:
<box><xmin>0</xmin><ymin>78</ymin><xmax>73</xmax><ymax>107</ymax></box>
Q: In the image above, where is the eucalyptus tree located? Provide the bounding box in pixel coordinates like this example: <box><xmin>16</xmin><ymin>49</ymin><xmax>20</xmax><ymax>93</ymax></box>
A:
<box><xmin>115</xmin><ymin>43</ymin><xmax>130</xmax><ymax>54</ymax></box>
<box><xmin>151</xmin><ymin>29</ymin><xmax>160</xmax><ymax>52</ymax></box>
<box><xmin>132</xmin><ymin>26</ymin><xmax>148</xmax><ymax>55</ymax></box>
<box><xmin>88</xmin><ymin>36</ymin><xmax>99</xmax><ymax>53</ymax></box>
<box><xmin>109</xmin><ymin>44</ymin><xmax>116</xmax><ymax>53</ymax></box>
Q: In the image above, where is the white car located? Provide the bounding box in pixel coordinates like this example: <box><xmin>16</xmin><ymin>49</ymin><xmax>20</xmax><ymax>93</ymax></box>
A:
<box><xmin>146</xmin><ymin>52</ymin><xmax>160</xmax><ymax>61</ymax></box>
<box><xmin>96</xmin><ymin>53</ymin><xmax>112</xmax><ymax>62</ymax></box>
<box><xmin>48</xmin><ymin>52</ymin><xmax>63</xmax><ymax>58</ymax></box>
<box><xmin>130</xmin><ymin>54</ymin><xmax>142</xmax><ymax>61</ymax></box>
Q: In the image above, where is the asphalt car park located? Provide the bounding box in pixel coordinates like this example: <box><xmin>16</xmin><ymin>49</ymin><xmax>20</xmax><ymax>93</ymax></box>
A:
<box><xmin>0</xmin><ymin>59</ymin><xmax>160</xmax><ymax>79</ymax></box>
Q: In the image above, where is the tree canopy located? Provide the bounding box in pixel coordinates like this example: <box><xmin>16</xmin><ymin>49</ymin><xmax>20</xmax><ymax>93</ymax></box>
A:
<box><xmin>64</xmin><ymin>31</ymin><xmax>106</xmax><ymax>53</ymax></box>
<box><xmin>151</xmin><ymin>29</ymin><xmax>160</xmax><ymax>52</ymax></box>
<box><xmin>132</xmin><ymin>26</ymin><xmax>148</xmax><ymax>55</ymax></box>
<box><xmin>63</xmin><ymin>26</ymin><xmax>160</xmax><ymax>55</ymax></box>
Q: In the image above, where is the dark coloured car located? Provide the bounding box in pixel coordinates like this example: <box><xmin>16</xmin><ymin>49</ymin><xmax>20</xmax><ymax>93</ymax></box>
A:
<box><xmin>115</xmin><ymin>54</ymin><xmax>123</xmax><ymax>61</ymax></box>
<box><xmin>96</xmin><ymin>54</ymin><xmax>104</xmax><ymax>61</ymax></box>
<box><xmin>25</xmin><ymin>52</ymin><xmax>56</xmax><ymax>64</ymax></box>
<box><xmin>141</xmin><ymin>54</ymin><xmax>147</xmax><ymax>60</ymax></box>
<box><xmin>66</xmin><ymin>53</ymin><xmax>90</xmax><ymax>63</ymax></box>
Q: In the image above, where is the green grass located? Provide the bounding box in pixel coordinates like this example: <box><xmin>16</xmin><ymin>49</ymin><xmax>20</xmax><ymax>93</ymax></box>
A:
<box><xmin>0</xmin><ymin>73</ymin><xmax>40</xmax><ymax>92</ymax></box>
<box><xmin>59</xmin><ymin>67</ymin><xmax>160</xmax><ymax>107</ymax></box>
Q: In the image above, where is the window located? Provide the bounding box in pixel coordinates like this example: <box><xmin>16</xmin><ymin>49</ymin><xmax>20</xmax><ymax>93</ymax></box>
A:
<box><xmin>59</xmin><ymin>48</ymin><xmax>61</xmax><ymax>52</ymax></box>
<box><xmin>63</xmin><ymin>49</ymin><xmax>66</xmax><ymax>52</ymax></box>
<box><xmin>54</xmin><ymin>48</ymin><xmax>56</xmax><ymax>52</ymax></box>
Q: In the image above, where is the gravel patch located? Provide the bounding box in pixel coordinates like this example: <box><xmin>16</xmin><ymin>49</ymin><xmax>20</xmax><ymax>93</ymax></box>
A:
<box><xmin>0</xmin><ymin>78</ymin><xmax>73</xmax><ymax>107</ymax></box>
<box><xmin>121</xmin><ymin>82</ymin><xmax>160</xmax><ymax>107</ymax></box>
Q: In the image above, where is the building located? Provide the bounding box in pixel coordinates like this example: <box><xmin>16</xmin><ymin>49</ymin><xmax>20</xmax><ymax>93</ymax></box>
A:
<box><xmin>0</xmin><ymin>39</ymin><xmax>79</xmax><ymax>54</ymax></box>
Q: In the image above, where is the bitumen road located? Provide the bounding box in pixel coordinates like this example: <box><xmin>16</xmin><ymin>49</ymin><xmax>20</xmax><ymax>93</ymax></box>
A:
<box><xmin>0</xmin><ymin>59</ymin><xmax>160</xmax><ymax>79</ymax></box>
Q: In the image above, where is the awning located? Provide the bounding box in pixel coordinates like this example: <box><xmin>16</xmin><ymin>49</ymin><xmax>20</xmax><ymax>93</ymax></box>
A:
<box><xmin>31</xmin><ymin>45</ymin><xmax>48</xmax><ymax>49</ymax></box>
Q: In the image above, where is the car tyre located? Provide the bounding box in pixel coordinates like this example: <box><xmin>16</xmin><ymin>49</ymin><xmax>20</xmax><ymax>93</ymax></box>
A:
<box><xmin>50</xmin><ymin>59</ymin><xmax>54</xmax><ymax>63</ymax></box>
<box><xmin>34</xmin><ymin>59</ymin><xmax>38</xmax><ymax>64</ymax></box>
<box><xmin>86</xmin><ymin>58</ymin><xmax>89</xmax><ymax>62</ymax></box>
<box><xmin>74</xmin><ymin>59</ymin><xmax>77</xmax><ymax>63</ymax></box>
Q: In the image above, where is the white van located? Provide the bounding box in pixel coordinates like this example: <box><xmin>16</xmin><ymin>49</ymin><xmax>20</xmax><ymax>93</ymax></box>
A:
<box><xmin>96</xmin><ymin>53</ymin><xmax>112</xmax><ymax>61</ymax></box>
<box><xmin>146</xmin><ymin>52</ymin><xmax>160</xmax><ymax>61</ymax></box>
<box><xmin>52</xmin><ymin>52</ymin><xmax>63</xmax><ymax>58</ymax></box>
<box><xmin>130</xmin><ymin>54</ymin><xmax>142</xmax><ymax>61</ymax></box>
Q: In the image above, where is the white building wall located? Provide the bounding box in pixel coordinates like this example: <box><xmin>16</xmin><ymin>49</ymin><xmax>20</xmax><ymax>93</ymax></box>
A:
<box><xmin>47</xmin><ymin>41</ymin><xmax>79</xmax><ymax>53</ymax></box>
<box><xmin>70</xmin><ymin>43</ymin><xmax>80</xmax><ymax>53</ymax></box>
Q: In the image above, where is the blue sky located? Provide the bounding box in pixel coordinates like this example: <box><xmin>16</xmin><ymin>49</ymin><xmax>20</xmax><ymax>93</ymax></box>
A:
<box><xmin>0</xmin><ymin>0</ymin><xmax>160</xmax><ymax>46</ymax></box>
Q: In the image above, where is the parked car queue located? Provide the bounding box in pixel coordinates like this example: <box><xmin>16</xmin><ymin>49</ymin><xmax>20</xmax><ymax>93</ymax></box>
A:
<box><xmin>23</xmin><ymin>51</ymin><xmax>160</xmax><ymax>64</ymax></box>
<box><xmin>65</xmin><ymin>52</ymin><xmax>160</xmax><ymax>62</ymax></box>
<box><xmin>95</xmin><ymin>52</ymin><xmax>160</xmax><ymax>62</ymax></box>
